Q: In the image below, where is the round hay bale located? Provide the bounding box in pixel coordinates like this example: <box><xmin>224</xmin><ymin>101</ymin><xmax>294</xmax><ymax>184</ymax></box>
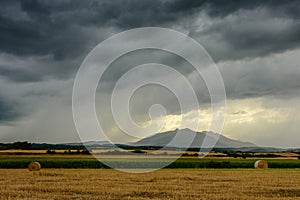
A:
<box><xmin>28</xmin><ymin>162</ymin><xmax>41</xmax><ymax>171</ymax></box>
<box><xmin>254</xmin><ymin>160</ymin><xmax>268</xmax><ymax>169</ymax></box>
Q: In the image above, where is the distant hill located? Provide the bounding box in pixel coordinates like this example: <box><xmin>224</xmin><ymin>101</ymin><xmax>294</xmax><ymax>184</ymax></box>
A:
<box><xmin>133</xmin><ymin>129</ymin><xmax>257</xmax><ymax>149</ymax></box>
<box><xmin>1</xmin><ymin>130</ymin><xmax>295</xmax><ymax>153</ymax></box>
<box><xmin>62</xmin><ymin>141</ymin><xmax>111</xmax><ymax>147</ymax></box>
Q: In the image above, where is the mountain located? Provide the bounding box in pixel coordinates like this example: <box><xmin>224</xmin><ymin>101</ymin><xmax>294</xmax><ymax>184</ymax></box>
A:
<box><xmin>134</xmin><ymin>129</ymin><xmax>257</xmax><ymax>148</ymax></box>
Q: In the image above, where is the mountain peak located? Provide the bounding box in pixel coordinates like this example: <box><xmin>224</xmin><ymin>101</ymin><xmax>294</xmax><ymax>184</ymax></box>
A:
<box><xmin>134</xmin><ymin>129</ymin><xmax>257</xmax><ymax>148</ymax></box>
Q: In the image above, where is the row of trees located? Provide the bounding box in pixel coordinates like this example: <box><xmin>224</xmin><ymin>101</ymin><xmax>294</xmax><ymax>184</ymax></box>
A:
<box><xmin>46</xmin><ymin>149</ymin><xmax>90</xmax><ymax>155</ymax></box>
<box><xmin>0</xmin><ymin>141</ymin><xmax>32</xmax><ymax>150</ymax></box>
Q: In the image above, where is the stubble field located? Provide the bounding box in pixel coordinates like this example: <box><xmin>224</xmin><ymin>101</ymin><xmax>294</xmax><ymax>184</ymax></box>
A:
<box><xmin>0</xmin><ymin>169</ymin><xmax>299</xmax><ymax>200</ymax></box>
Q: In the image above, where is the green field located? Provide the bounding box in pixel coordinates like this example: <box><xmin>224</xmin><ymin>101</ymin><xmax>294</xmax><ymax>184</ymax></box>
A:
<box><xmin>0</xmin><ymin>157</ymin><xmax>299</xmax><ymax>169</ymax></box>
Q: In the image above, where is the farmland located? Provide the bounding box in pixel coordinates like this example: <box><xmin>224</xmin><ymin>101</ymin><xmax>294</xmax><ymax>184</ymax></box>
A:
<box><xmin>0</xmin><ymin>169</ymin><xmax>299</xmax><ymax>200</ymax></box>
<box><xmin>0</xmin><ymin>156</ymin><xmax>299</xmax><ymax>169</ymax></box>
<box><xmin>0</xmin><ymin>152</ymin><xmax>299</xmax><ymax>199</ymax></box>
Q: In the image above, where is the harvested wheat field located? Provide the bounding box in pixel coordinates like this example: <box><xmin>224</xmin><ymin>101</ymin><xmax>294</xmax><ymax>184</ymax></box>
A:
<box><xmin>0</xmin><ymin>169</ymin><xmax>299</xmax><ymax>200</ymax></box>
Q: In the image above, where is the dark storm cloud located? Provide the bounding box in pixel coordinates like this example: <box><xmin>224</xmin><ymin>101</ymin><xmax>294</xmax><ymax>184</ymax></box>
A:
<box><xmin>0</xmin><ymin>98</ymin><xmax>20</xmax><ymax>123</ymax></box>
<box><xmin>0</xmin><ymin>0</ymin><xmax>299</xmax><ymax>61</ymax></box>
<box><xmin>0</xmin><ymin>77</ymin><xmax>73</xmax><ymax>124</ymax></box>
<box><xmin>0</xmin><ymin>0</ymin><xmax>300</xmax><ymax>126</ymax></box>
<box><xmin>192</xmin><ymin>10</ymin><xmax>300</xmax><ymax>61</ymax></box>
<box><xmin>0</xmin><ymin>0</ymin><xmax>177</xmax><ymax>59</ymax></box>
<box><xmin>0</xmin><ymin>67</ymin><xmax>40</xmax><ymax>82</ymax></box>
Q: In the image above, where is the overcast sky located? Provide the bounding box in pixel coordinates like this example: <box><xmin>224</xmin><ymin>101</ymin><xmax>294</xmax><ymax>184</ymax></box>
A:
<box><xmin>0</xmin><ymin>0</ymin><xmax>299</xmax><ymax>148</ymax></box>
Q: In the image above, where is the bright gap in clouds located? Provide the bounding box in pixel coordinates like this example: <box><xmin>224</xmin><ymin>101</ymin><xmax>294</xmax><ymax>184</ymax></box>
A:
<box><xmin>131</xmin><ymin>96</ymin><xmax>299</xmax><ymax>148</ymax></box>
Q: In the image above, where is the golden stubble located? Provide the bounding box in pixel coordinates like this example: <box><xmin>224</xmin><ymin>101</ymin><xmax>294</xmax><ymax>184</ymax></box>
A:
<box><xmin>0</xmin><ymin>169</ymin><xmax>299</xmax><ymax>200</ymax></box>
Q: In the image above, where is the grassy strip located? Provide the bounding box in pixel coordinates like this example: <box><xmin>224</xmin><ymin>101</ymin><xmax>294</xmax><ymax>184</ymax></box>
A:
<box><xmin>0</xmin><ymin>157</ymin><xmax>299</xmax><ymax>169</ymax></box>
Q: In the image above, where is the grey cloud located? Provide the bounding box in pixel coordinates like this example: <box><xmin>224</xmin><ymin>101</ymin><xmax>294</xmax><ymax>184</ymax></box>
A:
<box><xmin>96</xmin><ymin>49</ymin><xmax>210</xmax><ymax>114</ymax></box>
<box><xmin>0</xmin><ymin>0</ymin><xmax>177</xmax><ymax>59</ymax></box>
<box><xmin>0</xmin><ymin>0</ymin><xmax>299</xmax><ymax>61</ymax></box>
<box><xmin>188</xmin><ymin>7</ymin><xmax>300</xmax><ymax>62</ymax></box>
<box><xmin>0</xmin><ymin>67</ymin><xmax>41</xmax><ymax>82</ymax></box>
<box><xmin>0</xmin><ymin>0</ymin><xmax>298</xmax><ymax>85</ymax></box>
<box><xmin>0</xmin><ymin>53</ymin><xmax>83</xmax><ymax>82</ymax></box>
<box><xmin>232</xmin><ymin>110</ymin><xmax>248</xmax><ymax>115</ymax></box>
<box><xmin>0</xmin><ymin>99</ymin><xmax>20</xmax><ymax>123</ymax></box>
<box><xmin>0</xmin><ymin>0</ymin><xmax>300</xmax><ymax>145</ymax></box>
<box><xmin>220</xmin><ymin>49</ymin><xmax>300</xmax><ymax>100</ymax></box>
<box><xmin>0</xmin><ymin>78</ymin><xmax>73</xmax><ymax>124</ymax></box>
